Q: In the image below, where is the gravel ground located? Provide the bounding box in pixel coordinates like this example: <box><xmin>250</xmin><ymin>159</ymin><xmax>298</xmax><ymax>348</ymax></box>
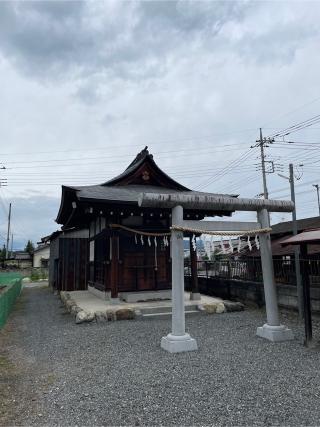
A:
<box><xmin>1</xmin><ymin>286</ymin><xmax>320</xmax><ymax>427</ymax></box>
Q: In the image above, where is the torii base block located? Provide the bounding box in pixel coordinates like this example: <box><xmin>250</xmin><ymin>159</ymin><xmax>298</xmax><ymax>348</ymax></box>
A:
<box><xmin>256</xmin><ymin>324</ymin><xmax>294</xmax><ymax>342</ymax></box>
<box><xmin>161</xmin><ymin>333</ymin><xmax>198</xmax><ymax>353</ymax></box>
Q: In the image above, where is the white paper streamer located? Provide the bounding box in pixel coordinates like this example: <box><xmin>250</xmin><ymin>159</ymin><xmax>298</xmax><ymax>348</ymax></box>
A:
<box><xmin>229</xmin><ymin>237</ymin><xmax>233</xmax><ymax>253</ymax></box>
<box><xmin>255</xmin><ymin>234</ymin><xmax>260</xmax><ymax>250</ymax></box>
<box><xmin>220</xmin><ymin>237</ymin><xmax>226</xmax><ymax>254</ymax></box>
<box><xmin>192</xmin><ymin>234</ymin><xmax>197</xmax><ymax>251</ymax></box>
<box><xmin>154</xmin><ymin>237</ymin><xmax>157</xmax><ymax>247</ymax></box>
<box><xmin>141</xmin><ymin>235</ymin><xmax>144</xmax><ymax>245</ymax></box>
<box><xmin>237</xmin><ymin>236</ymin><xmax>241</xmax><ymax>253</ymax></box>
<box><xmin>247</xmin><ymin>236</ymin><xmax>252</xmax><ymax>251</ymax></box>
<box><xmin>211</xmin><ymin>236</ymin><xmax>215</xmax><ymax>254</ymax></box>
<box><xmin>148</xmin><ymin>236</ymin><xmax>151</xmax><ymax>246</ymax></box>
<box><xmin>205</xmin><ymin>239</ymin><xmax>211</xmax><ymax>260</ymax></box>
<box><xmin>135</xmin><ymin>234</ymin><xmax>138</xmax><ymax>245</ymax></box>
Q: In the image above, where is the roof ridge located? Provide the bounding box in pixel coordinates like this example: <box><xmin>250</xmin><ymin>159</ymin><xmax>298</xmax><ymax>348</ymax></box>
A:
<box><xmin>125</xmin><ymin>146</ymin><xmax>150</xmax><ymax>170</ymax></box>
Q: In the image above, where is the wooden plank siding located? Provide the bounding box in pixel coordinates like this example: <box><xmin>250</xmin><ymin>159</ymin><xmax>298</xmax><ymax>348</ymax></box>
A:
<box><xmin>58</xmin><ymin>238</ymin><xmax>88</xmax><ymax>292</ymax></box>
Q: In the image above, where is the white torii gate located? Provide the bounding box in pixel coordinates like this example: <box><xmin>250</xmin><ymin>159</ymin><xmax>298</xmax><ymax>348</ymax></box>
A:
<box><xmin>139</xmin><ymin>193</ymin><xmax>295</xmax><ymax>353</ymax></box>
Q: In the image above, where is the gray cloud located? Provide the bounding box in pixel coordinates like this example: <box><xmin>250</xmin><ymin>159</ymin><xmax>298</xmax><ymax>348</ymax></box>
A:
<box><xmin>0</xmin><ymin>0</ymin><xmax>317</xmax><ymax>111</ymax></box>
<box><xmin>0</xmin><ymin>0</ymin><xmax>320</xmax><ymax>242</ymax></box>
<box><xmin>0</xmin><ymin>1</ymin><xmax>253</xmax><ymax>83</ymax></box>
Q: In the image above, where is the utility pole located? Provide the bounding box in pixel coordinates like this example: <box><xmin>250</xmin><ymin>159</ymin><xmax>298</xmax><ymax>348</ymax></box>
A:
<box><xmin>289</xmin><ymin>164</ymin><xmax>303</xmax><ymax>318</ymax></box>
<box><xmin>6</xmin><ymin>202</ymin><xmax>11</xmax><ymax>260</ymax></box>
<box><xmin>259</xmin><ymin>128</ymin><xmax>269</xmax><ymax>199</ymax></box>
<box><xmin>10</xmin><ymin>233</ymin><xmax>13</xmax><ymax>258</ymax></box>
<box><xmin>312</xmin><ymin>184</ymin><xmax>320</xmax><ymax>216</ymax></box>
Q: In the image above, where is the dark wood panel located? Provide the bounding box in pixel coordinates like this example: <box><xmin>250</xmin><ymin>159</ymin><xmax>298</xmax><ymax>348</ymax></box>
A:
<box><xmin>57</xmin><ymin>238</ymin><xmax>89</xmax><ymax>292</ymax></box>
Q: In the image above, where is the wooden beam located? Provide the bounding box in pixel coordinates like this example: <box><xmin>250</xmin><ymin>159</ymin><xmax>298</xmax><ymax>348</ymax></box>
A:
<box><xmin>301</xmin><ymin>243</ymin><xmax>312</xmax><ymax>346</ymax></box>
<box><xmin>182</xmin><ymin>220</ymin><xmax>261</xmax><ymax>232</ymax></box>
<box><xmin>138</xmin><ymin>193</ymin><xmax>294</xmax><ymax>213</ymax></box>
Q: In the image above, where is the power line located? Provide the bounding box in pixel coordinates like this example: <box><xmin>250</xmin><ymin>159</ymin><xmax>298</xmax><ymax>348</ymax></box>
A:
<box><xmin>267</xmin><ymin>115</ymin><xmax>320</xmax><ymax>139</ymax></box>
<box><xmin>2</xmin><ymin>145</ymin><xmax>253</xmax><ymax>167</ymax></box>
<box><xmin>269</xmin><ymin>179</ymin><xmax>320</xmax><ymax>195</ymax></box>
<box><xmin>194</xmin><ymin>147</ymin><xmax>258</xmax><ymax>190</ymax></box>
<box><xmin>0</xmin><ymin>130</ymin><xmax>260</xmax><ymax>157</ymax></box>
<box><xmin>261</xmin><ymin>95</ymin><xmax>320</xmax><ymax>128</ymax></box>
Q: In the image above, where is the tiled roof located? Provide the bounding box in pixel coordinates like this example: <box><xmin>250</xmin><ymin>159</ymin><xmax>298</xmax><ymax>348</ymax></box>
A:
<box><xmin>271</xmin><ymin>216</ymin><xmax>320</xmax><ymax>235</ymax></box>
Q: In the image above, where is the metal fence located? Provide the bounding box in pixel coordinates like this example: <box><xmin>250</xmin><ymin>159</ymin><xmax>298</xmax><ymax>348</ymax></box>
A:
<box><xmin>185</xmin><ymin>258</ymin><xmax>320</xmax><ymax>286</ymax></box>
<box><xmin>0</xmin><ymin>272</ymin><xmax>23</xmax><ymax>286</ymax></box>
<box><xmin>0</xmin><ymin>275</ymin><xmax>22</xmax><ymax>329</ymax></box>
<box><xmin>0</xmin><ymin>267</ymin><xmax>48</xmax><ymax>281</ymax></box>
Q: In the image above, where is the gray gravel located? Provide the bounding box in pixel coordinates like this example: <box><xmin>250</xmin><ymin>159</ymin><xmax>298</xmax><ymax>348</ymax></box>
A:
<box><xmin>1</xmin><ymin>286</ymin><xmax>320</xmax><ymax>426</ymax></box>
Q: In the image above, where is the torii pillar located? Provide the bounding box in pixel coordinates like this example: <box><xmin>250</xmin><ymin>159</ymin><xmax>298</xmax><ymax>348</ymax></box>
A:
<box><xmin>161</xmin><ymin>205</ymin><xmax>198</xmax><ymax>353</ymax></box>
<box><xmin>256</xmin><ymin>208</ymin><xmax>294</xmax><ymax>341</ymax></box>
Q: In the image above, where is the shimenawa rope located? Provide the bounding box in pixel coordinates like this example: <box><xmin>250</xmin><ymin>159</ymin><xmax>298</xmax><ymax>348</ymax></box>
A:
<box><xmin>110</xmin><ymin>223</ymin><xmax>272</xmax><ymax>237</ymax></box>
<box><xmin>170</xmin><ymin>225</ymin><xmax>272</xmax><ymax>236</ymax></box>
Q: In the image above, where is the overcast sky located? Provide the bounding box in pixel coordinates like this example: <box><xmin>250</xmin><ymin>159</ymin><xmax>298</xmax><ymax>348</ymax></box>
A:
<box><xmin>0</xmin><ymin>0</ymin><xmax>320</xmax><ymax>249</ymax></box>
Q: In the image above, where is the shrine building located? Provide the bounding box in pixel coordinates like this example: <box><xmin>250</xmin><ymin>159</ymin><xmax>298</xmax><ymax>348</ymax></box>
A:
<box><xmin>54</xmin><ymin>147</ymin><xmax>235</xmax><ymax>302</ymax></box>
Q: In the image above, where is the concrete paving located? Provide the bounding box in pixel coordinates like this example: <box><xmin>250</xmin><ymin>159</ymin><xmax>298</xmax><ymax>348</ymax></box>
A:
<box><xmin>68</xmin><ymin>290</ymin><xmax>223</xmax><ymax>314</ymax></box>
<box><xmin>23</xmin><ymin>280</ymin><xmax>49</xmax><ymax>289</ymax></box>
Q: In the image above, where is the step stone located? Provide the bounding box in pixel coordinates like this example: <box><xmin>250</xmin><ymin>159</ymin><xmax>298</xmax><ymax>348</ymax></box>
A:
<box><xmin>140</xmin><ymin>304</ymin><xmax>198</xmax><ymax>315</ymax></box>
<box><xmin>142</xmin><ymin>310</ymin><xmax>200</xmax><ymax>318</ymax></box>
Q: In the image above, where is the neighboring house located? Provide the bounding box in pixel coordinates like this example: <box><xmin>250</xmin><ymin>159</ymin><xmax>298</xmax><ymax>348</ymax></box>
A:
<box><xmin>6</xmin><ymin>251</ymin><xmax>33</xmax><ymax>269</ymax></box>
<box><xmin>54</xmin><ymin>147</ymin><xmax>236</xmax><ymax>300</ymax></box>
<box><xmin>33</xmin><ymin>242</ymin><xmax>50</xmax><ymax>268</ymax></box>
<box><xmin>271</xmin><ymin>216</ymin><xmax>320</xmax><ymax>237</ymax></box>
<box><xmin>243</xmin><ymin>216</ymin><xmax>320</xmax><ymax>259</ymax></box>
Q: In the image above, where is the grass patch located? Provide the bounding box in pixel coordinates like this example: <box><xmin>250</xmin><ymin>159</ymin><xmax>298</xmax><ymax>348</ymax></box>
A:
<box><xmin>30</xmin><ymin>269</ymin><xmax>48</xmax><ymax>282</ymax></box>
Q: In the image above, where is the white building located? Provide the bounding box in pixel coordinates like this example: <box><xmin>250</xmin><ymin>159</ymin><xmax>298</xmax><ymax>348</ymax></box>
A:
<box><xmin>33</xmin><ymin>243</ymin><xmax>50</xmax><ymax>268</ymax></box>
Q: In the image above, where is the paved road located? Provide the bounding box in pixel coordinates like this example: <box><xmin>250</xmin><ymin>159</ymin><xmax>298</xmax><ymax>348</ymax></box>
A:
<box><xmin>1</xmin><ymin>286</ymin><xmax>320</xmax><ymax>426</ymax></box>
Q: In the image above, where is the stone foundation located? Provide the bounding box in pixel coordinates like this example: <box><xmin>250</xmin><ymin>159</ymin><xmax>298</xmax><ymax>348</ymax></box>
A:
<box><xmin>60</xmin><ymin>291</ymin><xmax>136</xmax><ymax>324</ymax></box>
<box><xmin>59</xmin><ymin>291</ymin><xmax>244</xmax><ymax>325</ymax></box>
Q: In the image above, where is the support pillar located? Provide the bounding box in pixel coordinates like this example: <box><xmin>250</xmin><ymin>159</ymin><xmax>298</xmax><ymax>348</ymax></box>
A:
<box><xmin>256</xmin><ymin>209</ymin><xmax>294</xmax><ymax>342</ymax></box>
<box><xmin>300</xmin><ymin>244</ymin><xmax>312</xmax><ymax>346</ymax></box>
<box><xmin>110</xmin><ymin>235</ymin><xmax>120</xmax><ymax>304</ymax></box>
<box><xmin>189</xmin><ymin>236</ymin><xmax>201</xmax><ymax>301</ymax></box>
<box><xmin>161</xmin><ymin>205</ymin><xmax>198</xmax><ymax>353</ymax></box>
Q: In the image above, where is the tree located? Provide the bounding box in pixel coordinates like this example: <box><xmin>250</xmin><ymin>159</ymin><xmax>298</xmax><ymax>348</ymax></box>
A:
<box><xmin>24</xmin><ymin>240</ymin><xmax>34</xmax><ymax>255</ymax></box>
<box><xmin>0</xmin><ymin>245</ymin><xmax>6</xmax><ymax>267</ymax></box>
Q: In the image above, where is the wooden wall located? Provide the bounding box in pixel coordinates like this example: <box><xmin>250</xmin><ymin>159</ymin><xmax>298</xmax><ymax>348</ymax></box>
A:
<box><xmin>50</xmin><ymin>237</ymin><xmax>89</xmax><ymax>292</ymax></box>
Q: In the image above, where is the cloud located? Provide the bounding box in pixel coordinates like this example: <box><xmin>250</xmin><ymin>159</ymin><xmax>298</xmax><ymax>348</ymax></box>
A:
<box><xmin>0</xmin><ymin>1</ymin><xmax>258</xmax><ymax>83</ymax></box>
<box><xmin>0</xmin><ymin>0</ymin><xmax>320</xmax><ymax>242</ymax></box>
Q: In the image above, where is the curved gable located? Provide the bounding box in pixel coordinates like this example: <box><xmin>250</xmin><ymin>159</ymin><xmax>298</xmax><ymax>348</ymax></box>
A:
<box><xmin>102</xmin><ymin>147</ymin><xmax>190</xmax><ymax>191</ymax></box>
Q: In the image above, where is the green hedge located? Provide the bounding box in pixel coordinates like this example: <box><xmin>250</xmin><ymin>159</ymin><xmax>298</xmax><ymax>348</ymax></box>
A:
<box><xmin>0</xmin><ymin>277</ymin><xmax>22</xmax><ymax>329</ymax></box>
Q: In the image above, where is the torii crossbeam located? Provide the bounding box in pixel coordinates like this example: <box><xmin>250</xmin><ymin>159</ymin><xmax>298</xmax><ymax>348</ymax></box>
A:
<box><xmin>139</xmin><ymin>193</ymin><xmax>295</xmax><ymax>353</ymax></box>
